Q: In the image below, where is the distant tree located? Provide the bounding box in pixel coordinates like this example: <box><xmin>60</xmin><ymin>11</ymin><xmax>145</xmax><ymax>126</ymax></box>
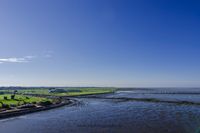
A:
<box><xmin>11</xmin><ymin>90</ymin><xmax>17</xmax><ymax>100</ymax></box>
<box><xmin>14</xmin><ymin>90</ymin><xmax>18</xmax><ymax>94</ymax></box>
<box><xmin>11</xmin><ymin>95</ymin><xmax>15</xmax><ymax>99</ymax></box>
<box><xmin>3</xmin><ymin>96</ymin><xmax>7</xmax><ymax>100</ymax></box>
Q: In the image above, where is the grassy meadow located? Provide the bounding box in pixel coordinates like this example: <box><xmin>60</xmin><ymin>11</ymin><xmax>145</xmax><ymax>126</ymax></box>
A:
<box><xmin>0</xmin><ymin>94</ymin><xmax>51</xmax><ymax>108</ymax></box>
<box><xmin>0</xmin><ymin>87</ymin><xmax>115</xmax><ymax>108</ymax></box>
<box><xmin>17</xmin><ymin>88</ymin><xmax>115</xmax><ymax>96</ymax></box>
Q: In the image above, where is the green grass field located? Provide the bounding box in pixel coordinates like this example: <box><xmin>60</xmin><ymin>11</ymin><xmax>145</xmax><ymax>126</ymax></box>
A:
<box><xmin>17</xmin><ymin>88</ymin><xmax>116</xmax><ymax>96</ymax></box>
<box><xmin>0</xmin><ymin>94</ymin><xmax>51</xmax><ymax>107</ymax></box>
<box><xmin>0</xmin><ymin>88</ymin><xmax>115</xmax><ymax>108</ymax></box>
<box><xmin>54</xmin><ymin>88</ymin><xmax>115</xmax><ymax>96</ymax></box>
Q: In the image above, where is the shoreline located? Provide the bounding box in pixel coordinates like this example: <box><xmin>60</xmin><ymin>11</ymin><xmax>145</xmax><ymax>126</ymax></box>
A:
<box><xmin>1</xmin><ymin>90</ymin><xmax>200</xmax><ymax>120</ymax></box>
<box><xmin>0</xmin><ymin>91</ymin><xmax>114</xmax><ymax>120</ymax></box>
<box><xmin>0</xmin><ymin>99</ymin><xmax>76</xmax><ymax>120</ymax></box>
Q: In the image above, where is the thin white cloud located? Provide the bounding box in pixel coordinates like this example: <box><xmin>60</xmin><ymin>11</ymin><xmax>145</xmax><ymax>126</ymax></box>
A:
<box><xmin>0</xmin><ymin>51</ymin><xmax>53</xmax><ymax>64</ymax></box>
<box><xmin>44</xmin><ymin>54</ymin><xmax>52</xmax><ymax>58</ymax></box>
<box><xmin>24</xmin><ymin>56</ymin><xmax>36</xmax><ymax>59</ymax></box>
<box><xmin>44</xmin><ymin>50</ymin><xmax>53</xmax><ymax>58</ymax></box>
<box><xmin>0</xmin><ymin>56</ymin><xmax>35</xmax><ymax>64</ymax></box>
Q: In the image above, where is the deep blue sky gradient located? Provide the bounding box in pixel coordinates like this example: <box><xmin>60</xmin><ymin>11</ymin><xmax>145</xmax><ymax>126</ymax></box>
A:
<box><xmin>0</xmin><ymin>0</ymin><xmax>200</xmax><ymax>87</ymax></box>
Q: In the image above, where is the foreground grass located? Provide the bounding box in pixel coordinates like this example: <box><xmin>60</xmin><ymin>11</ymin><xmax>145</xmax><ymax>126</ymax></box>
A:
<box><xmin>0</xmin><ymin>94</ymin><xmax>51</xmax><ymax>107</ymax></box>
<box><xmin>0</xmin><ymin>88</ymin><xmax>115</xmax><ymax>108</ymax></box>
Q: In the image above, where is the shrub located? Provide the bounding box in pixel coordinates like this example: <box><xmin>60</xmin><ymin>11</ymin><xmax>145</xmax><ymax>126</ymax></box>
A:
<box><xmin>2</xmin><ymin>104</ymin><xmax>10</xmax><ymax>109</ymax></box>
<box><xmin>32</xmin><ymin>101</ymin><xmax>37</xmax><ymax>104</ymax></box>
<box><xmin>10</xmin><ymin>104</ymin><xmax>16</xmax><ymax>108</ymax></box>
<box><xmin>11</xmin><ymin>95</ymin><xmax>15</xmax><ymax>99</ymax></box>
<box><xmin>38</xmin><ymin>101</ymin><xmax>52</xmax><ymax>106</ymax></box>
<box><xmin>3</xmin><ymin>96</ymin><xmax>8</xmax><ymax>100</ymax></box>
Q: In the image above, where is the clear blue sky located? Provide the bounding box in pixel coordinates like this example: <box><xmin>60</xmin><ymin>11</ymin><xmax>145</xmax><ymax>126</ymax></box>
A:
<box><xmin>0</xmin><ymin>0</ymin><xmax>200</xmax><ymax>87</ymax></box>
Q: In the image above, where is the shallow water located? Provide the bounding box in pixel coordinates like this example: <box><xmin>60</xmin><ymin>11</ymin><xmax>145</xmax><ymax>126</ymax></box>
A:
<box><xmin>109</xmin><ymin>88</ymin><xmax>200</xmax><ymax>102</ymax></box>
<box><xmin>0</xmin><ymin>88</ymin><xmax>200</xmax><ymax>133</ymax></box>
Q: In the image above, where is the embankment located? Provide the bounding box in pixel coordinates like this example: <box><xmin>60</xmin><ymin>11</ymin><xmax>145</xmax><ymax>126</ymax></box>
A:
<box><xmin>0</xmin><ymin>99</ymin><xmax>76</xmax><ymax>119</ymax></box>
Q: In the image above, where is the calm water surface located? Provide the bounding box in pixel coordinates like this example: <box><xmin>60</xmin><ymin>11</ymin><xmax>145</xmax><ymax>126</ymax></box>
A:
<box><xmin>0</xmin><ymin>88</ymin><xmax>200</xmax><ymax>133</ymax></box>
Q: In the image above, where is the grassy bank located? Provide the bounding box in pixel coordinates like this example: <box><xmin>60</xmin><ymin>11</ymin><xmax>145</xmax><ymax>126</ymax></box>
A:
<box><xmin>0</xmin><ymin>94</ymin><xmax>51</xmax><ymax>108</ymax></box>
<box><xmin>0</xmin><ymin>87</ymin><xmax>115</xmax><ymax>109</ymax></box>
